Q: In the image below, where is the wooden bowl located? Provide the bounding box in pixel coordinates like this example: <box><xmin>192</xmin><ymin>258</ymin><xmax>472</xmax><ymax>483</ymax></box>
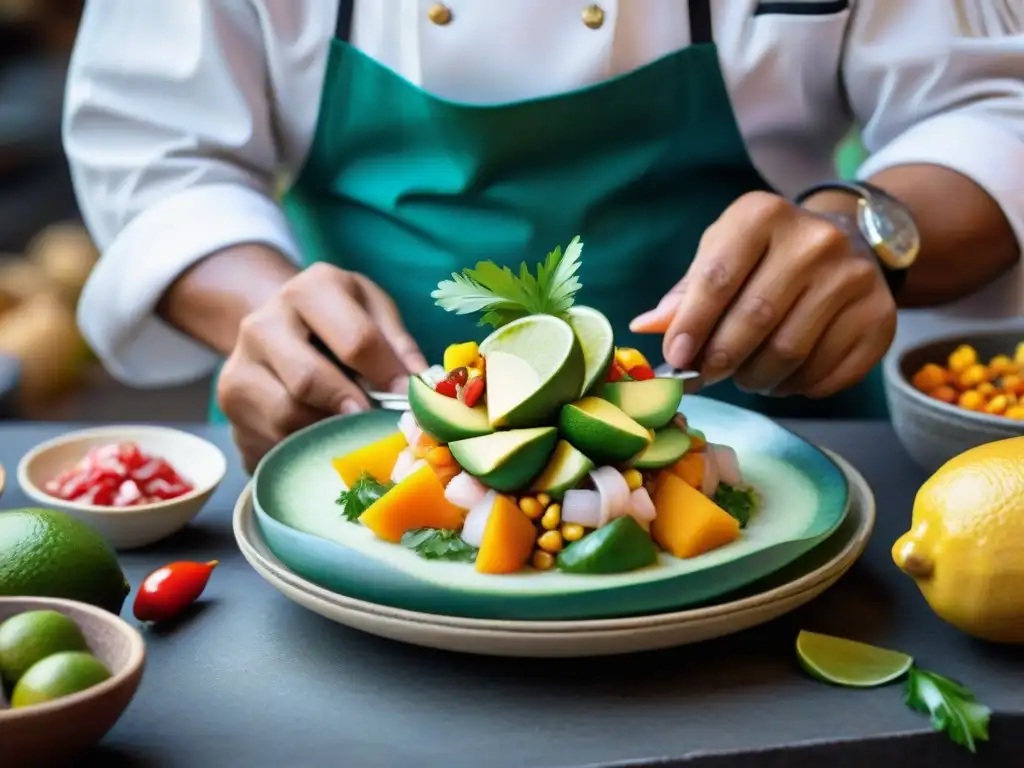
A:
<box><xmin>884</xmin><ymin>328</ymin><xmax>1024</xmax><ymax>474</ymax></box>
<box><xmin>0</xmin><ymin>597</ymin><xmax>145</xmax><ymax>767</ymax></box>
<box><xmin>17</xmin><ymin>425</ymin><xmax>226</xmax><ymax>550</ymax></box>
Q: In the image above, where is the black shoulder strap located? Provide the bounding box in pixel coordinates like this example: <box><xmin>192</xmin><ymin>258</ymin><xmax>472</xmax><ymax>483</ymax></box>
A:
<box><xmin>689</xmin><ymin>0</ymin><xmax>713</xmax><ymax>44</ymax></box>
<box><xmin>335</xmin><ymin>0</ymin><xmax>354</xmax><ymax>41</ymax></box>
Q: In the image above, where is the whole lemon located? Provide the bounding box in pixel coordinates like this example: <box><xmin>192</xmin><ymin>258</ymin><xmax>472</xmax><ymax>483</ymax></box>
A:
<box><xmin>892</xmin><ymin>436</ymin><xmax>1024</xmax><ymax>643</ymax></box>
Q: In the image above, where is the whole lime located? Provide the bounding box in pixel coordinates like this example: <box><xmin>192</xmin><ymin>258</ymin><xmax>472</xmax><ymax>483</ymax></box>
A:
<box><xmin>11</xmin><ymin>651</ymin><xmax>112</xmax><ymax>708</ymax></box>
<box><xmin>0</xmin><ymin>508</ymin><xmax>130</xmax><ymax>614</ymax></box>
<box><xmin>0</xmin><ymin>609</ymin><xmax>88</xmax><ymax>687</ymax></box>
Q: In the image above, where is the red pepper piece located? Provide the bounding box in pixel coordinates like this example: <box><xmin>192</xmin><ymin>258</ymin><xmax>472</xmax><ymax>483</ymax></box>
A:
<box><xmin>606</xmin><ymin>362</ymin><xmax>626</xmax><ymax>382</ymax></box>
<box><xmin>434</xmin><ymin>378</ymin><xmax>459</xmax><ymax>398</ymax></box>
<box><xmin>133</xmin><ymin>560</ymin><xmax>219</xmax><ymax>623</ymax></box>
<box><xmin>461</xmin><ymin>376</ymin><xmax>485</xmax><ymax>407</ymax></box>
<box><xmin>628</xmin><ymin>364</ymin><xmax>656</xmax><ymax>381</ymax></box>
<box><xmin>447</xmin><ymin>366</ymin><xmax>469</xmax><ymax>387</ymax></box>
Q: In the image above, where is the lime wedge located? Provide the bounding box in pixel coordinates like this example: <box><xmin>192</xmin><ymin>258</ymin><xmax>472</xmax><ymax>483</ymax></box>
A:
<box><xmin>565</xmin><ymin>306</ymin><xmax>614</xmax><ymax>396</ymax></box>
<box><xmin>480</xmin><ymin>315</ymin><xmax>585</xmax><ymax>428</ymax></box>
<box><xmin>796</xmin><ymin>631</ymin><xmax>913</xmax><ymax>688</ymax></box>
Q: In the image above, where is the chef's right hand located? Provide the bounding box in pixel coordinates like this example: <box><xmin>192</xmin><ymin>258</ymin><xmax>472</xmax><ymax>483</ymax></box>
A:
<box><xmin>217</xmin><ymin>263</ymin><xmax>428</xmax><ymax>473</ymax></box>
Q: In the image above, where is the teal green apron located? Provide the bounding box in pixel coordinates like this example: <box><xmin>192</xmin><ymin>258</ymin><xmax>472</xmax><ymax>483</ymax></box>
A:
<box><xmin>210</xmin><ymin>0</ymin><xmax>886</xmax><ymax>423</ymax></box>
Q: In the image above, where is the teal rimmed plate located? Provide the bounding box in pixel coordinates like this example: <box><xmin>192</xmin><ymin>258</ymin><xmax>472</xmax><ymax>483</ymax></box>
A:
<box><xmin>253</xmin><ymin>396</ymin><xmax>849</xmax><ymax>620</ymax></box>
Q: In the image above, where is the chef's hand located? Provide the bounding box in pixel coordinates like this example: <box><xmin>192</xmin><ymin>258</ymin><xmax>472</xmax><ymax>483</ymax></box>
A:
<box><xmin>217</xmin><ymin>263</ymin><xmax>427</xmax><ymax>473</ymax></box>
<box><xmin>631</xmin><ymin>191</ymin><xmax>897</xmax><ymax>398</ymax></box>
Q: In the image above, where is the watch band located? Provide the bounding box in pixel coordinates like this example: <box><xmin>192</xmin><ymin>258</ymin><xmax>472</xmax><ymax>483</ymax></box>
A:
<box><xmin>793</xmin><ymin>181</ymin><xmax>909</xmax><ymax>297</ymax></box>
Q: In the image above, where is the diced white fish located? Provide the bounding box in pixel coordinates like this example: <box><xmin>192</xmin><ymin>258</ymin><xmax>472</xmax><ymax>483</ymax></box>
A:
<box><xmin>444</xmin><ymin>471</ymin><xmax>490</xmax><ymax>510</ymax></box>
<box><xmin>390</xmin><ymin>450</ymin><xmax>424</xmax><ymax>483</ymax></box>
<box><xmin>709</xmin><ymin>444</ymin><xmax>742</xmax><ymax>487</ymax></box>
<box><xmin>397</xmin><ymin>411</ymin><xmax>423</xmax><ymax>446</ymax></box>
<box><xmin>701</xmin><ymin>449</ymin><xmax>720</xmax><ymax>497</ymax></box>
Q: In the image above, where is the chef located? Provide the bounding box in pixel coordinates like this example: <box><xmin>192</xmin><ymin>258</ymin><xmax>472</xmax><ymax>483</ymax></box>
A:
<box><xmin>64</xmin><ymin>1</ymin><xmax>1023</xmax><ymax>470</ymax></box>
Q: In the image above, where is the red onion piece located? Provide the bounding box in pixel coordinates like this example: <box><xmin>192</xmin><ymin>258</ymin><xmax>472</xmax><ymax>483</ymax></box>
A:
<box><xmin>629</xmin><ymin>487</ymin><xmax>657</xmax><ymax>522</ymax></box>
<box><xmin>461</xmin><ymin>490</ymin><xmax>497</xmax><ymax>548</ymax></box>
<box><xmin>444</xmin><ymin>471</ymin><xmax>490</xmax><ymax>510</ymax></box>
<box><xmin>589</xmin><ymin>467</ymin><xmax>632</xmax><ymax>527</ymax></box>
<box><xmin>561</xmin><ymin>489</ymin><xmax>602</xmax><ymax>528</ymax></box>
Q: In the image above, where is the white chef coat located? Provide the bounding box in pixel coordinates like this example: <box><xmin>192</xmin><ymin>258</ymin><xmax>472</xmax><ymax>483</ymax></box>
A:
<box><xmin>63</xmin><ymin>0</ymin><xmax>1024</xmax><ymax>388</ymax></box>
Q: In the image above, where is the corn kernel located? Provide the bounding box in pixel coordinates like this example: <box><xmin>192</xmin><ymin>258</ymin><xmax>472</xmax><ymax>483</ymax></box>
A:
<box><xmin>911</xmin><ymin>363</ymin><xmax>949</xmax><ymax>392</ymax></box>
<box><xmin>984</xmin><ymin>395</ymin><xmax>1010</xmax><ymax>416</ymax></box>
<box><xmin>1015</xmin><ymin>342</ymin><xmax>1024</xmax><ymax>366</ymax></box>
<box><xmin>531</xmin><ymin>550</ymin><xmax>555</xmax><ymax>570</ymax></box>
<box><xmin>537</xmin><ymin>530</ymin><xmax>563</xmax><ymax>553</ymax></box>
<box><xmin>958</xmin><ymin>390</ymin><xmax>986</xmax><ymax>411</ymax></box>
<box><xmin>957</xmin><ymin>364</ymin><xmax>989</xmax><ymax>390</ymax></box>
<box><xmin>518</xmin><ymin>497</ymin><xmax>544</xmax><ymax>520</ymax></box>
<box><xmin>561</xmin><ymin>523</ymin><xmax>585</xmax><ymax>542</ymax></box>
<box><xmin>929</xmin><ymin>385</ymin><xmax>957</xmax><ymax>404</ymax></box>
<box><xmin>948</xmin><ymin>344</ymin><xmax>977</xmax><ymax>374</ymax></box>
<box><xmin>541</xmin><ymin>504</ymin><xmax>561</xmax><ymax>530</ymax></box>
<box><xmin>535</xmin><ymin>493</ymin><xmax>551</xmax><ymax>508</ymax></box>
<box><xmin>1005</xmin><ymin>405</ymin><xmax>1024</xmax><ymax>421</ymax></box>
<box><xmin>1002</xmin><ymin>374</ymin><xmax>1024</xmax><ymax>397</ymax></box>
<box><xmin>622</xmin><ymin>469</ymin><xmax>644</xmax><ymax>491</ymax></box>
<box><xmin>976</xmin><ymin>382</ymin><xmax>997</xmax><ymax>398</ymax></box>
<box><xmin>989</xmin><ymin>355</ymin><xmax>1016</xmax><ymax>377</ymax></box>
<box><xmin>443</xmin><ymin>341</ymin><xmax>480</xmax><ymax>372</ymax></box>
<box><xmin>614</xmin><ymin>347</ymin><xmax>649</xmax><ymax>371</ymax></box>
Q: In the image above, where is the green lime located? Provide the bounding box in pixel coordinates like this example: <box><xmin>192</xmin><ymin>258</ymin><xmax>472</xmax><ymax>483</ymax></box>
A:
<box><xmin>564</xmin><ymin>305</ymin><xmax>614</xmax><ymax>396</ymax></box>
<box><xmin>0</xmin><ymin>508</ymin><xmax>130</xmax><ymax>614</ymax></box>
<box><xmin>796</xmin><ymin>630</ymin><xmax>913</xmax><ymax>688</ymax></box>
<box><xmin>0</xmin><ymin>610</ymin><xmax>88</xmax><ymax>687</ymax></box>
<box><xmin>11</xmin><ymin>651</ymin><xmax>112</xmax><ymax>708</ymax></box>
<box><xmin>480</xmin><ymin>314</ymin><xmax>585</xmax><ymax>428</ymax></box>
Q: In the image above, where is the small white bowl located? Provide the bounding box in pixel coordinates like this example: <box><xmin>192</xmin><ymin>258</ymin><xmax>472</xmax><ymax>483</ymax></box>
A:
<box><xmin>17</xmin><ymin>425</ymin><xmax>226</xmax><ymax>551</ymax></box>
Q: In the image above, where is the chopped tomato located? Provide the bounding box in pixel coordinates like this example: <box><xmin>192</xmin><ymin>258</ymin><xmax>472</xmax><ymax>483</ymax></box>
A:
<box><xmin>628</xmin><ymin>364</ymin><xmax>656</xmax><ymax>381</ymax></box>
<box><xmin>461</xmin><ymin>376</ymin><xmax>485</xmax><ymax>407</ymax></box>
<box><xmin>434</xmin><ymin>378</ymin><xmax>459</xmax><ymax>398</ymax></box>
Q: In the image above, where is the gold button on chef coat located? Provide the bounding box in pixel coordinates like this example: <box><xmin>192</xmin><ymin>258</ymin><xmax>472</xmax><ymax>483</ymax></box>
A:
<box><xmin>582</xmin><ymin>4</ymin><xmax>605</xmax><ymax>29</ymax></box>
<box><xmin>428</xmin><ymin>3</ymin><xmax>452</xmax><ymax>25</ymax></box>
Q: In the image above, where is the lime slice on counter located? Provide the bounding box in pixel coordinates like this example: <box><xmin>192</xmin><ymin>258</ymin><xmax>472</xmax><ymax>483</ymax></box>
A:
<box><xmin>480</xmin><ymin>314</ymin><xmax>585</xmax><ymax>428</ymax></box>
<box><xmin>796</xmin><ymin>630</ymin><xmax>913</xmax><ymax>688</ymax></box>
<box><xmin>565</xmin><ymin>306</ymin><xmax>614</xmax><ymax>396</ymax></box>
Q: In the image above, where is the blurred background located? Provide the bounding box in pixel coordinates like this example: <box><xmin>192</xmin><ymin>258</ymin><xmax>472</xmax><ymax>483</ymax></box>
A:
<box><xmin>0</xmin><ymin>0</ymin><xmax>209</xmax><ymax>422</ymax></box>
<box><xmin>0</xmin><ymin>1</ymin><xmax>871</xmax><ymax>426</ymax></box>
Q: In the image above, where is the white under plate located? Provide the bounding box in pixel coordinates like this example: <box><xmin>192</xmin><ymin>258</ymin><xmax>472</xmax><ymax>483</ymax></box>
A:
<box><xmin>234</xmin><ymin>450</ymin><xmax>875</xmax><ymax>657</ymax></box>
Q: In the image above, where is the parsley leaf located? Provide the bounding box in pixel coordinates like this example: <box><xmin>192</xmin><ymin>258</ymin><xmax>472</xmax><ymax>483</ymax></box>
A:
<box><xmin>431</xmin><ymin>237</ymin><xmax>584</xmax><ymax>328</ymax></box>
<box><xmin>336</xmin><ymin>472</ymin><xmax>394</xmax><ymax>522</ymax></box>
<box><xmin>905</xmin><ymin>668</ymin><xmax>991</xmax><ymax>753</ymax></box>
<box><xmin>401</xmin><ymin>528</ymin><xmax>478</xmax><ymax>563</ymax></box>
<box><xmin>713</xmin><ymin>482</ymin><xmax>757</xmax><ymax>528</ymax></box>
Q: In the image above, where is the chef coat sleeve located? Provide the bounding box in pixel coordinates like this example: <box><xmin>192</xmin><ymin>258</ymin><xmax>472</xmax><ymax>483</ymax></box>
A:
<box><xmin>63</xmin><ymin>0</ymin><xmax>303</xmax><ymax>387</ymax></box>
<box><xmin>844</xmin><ymin>0</ymin><xmax>1024</xmax><ymax>255</ymax></box>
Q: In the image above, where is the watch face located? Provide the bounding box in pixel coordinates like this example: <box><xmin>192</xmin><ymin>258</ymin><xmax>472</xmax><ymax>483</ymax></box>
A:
<box><xmin>862</xmin><ymin>202</ymin><xmax>920</xmax><ymax>269</ymax></box>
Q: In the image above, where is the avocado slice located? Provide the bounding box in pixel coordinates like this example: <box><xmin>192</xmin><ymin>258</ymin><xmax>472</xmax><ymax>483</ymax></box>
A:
<box><xmin>601</xmin><ymin>378</ymin><xmax>684</xmax><ymax>429</ymax></box>
<box><xmin>558</xmin><ymin>397</ymin><xmax>652</xmax><ymax>465</ymax></box>
<box><xmin>449</xmin><ymin>427</ymin><xmax>558</xmax><ymax>493</ymax></box>
<box><xmin>529</xmin><ymin>440</ymin><xmax>595</xmax><ymax>500</ymax></box>
<box><xmin>631</xmin><ymin>426</ymin><xmax>692</xmax><ymax>470</ymax></box>
<box><xmin>407</xmin><ymin>375</ymin><xmax>493</xmax><ymax>443</ymax></box>
<box><xmin>557</xmin><ymin>516</ymin><xmax>658</xmax><ymax>574</ymax></box>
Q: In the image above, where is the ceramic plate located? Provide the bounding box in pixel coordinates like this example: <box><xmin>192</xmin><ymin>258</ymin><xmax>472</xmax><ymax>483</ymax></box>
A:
<box><xmin>253</xmin><ymin>396</ymin><xmax>849</xmax><ymax>620</ymax></box>
<box><xmin>236</xmin><ymin>450</ymin><xmax>875</xmax><ymax>656</ymax></box>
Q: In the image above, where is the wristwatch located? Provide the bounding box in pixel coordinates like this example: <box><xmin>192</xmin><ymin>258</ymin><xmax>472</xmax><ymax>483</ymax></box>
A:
<box><xmin>793</xmin><ymin>180</ymin><xmax>920</xmax><ymax>295</ymax></box>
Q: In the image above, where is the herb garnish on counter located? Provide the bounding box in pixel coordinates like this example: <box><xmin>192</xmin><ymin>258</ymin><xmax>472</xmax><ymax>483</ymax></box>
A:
<box><xmin>401</xmin><ymin>528</ymin><xmax>478</xmax><ymax>563</ymax></box>
<box><xmin>905</xmin><ymin>668</ymin><xmax>991</xmax><ymax>752</ymax></box>
<box><xmin>336</xmin><ymin>472</ymin><xmax>395</xmax><ymax>522</ymax></box>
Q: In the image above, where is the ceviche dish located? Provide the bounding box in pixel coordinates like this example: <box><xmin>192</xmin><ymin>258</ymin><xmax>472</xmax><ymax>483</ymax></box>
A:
<box><xmin>329</xmin><ymin>237</ymin><xmax>758</xmax><ymax>576</ymax></box>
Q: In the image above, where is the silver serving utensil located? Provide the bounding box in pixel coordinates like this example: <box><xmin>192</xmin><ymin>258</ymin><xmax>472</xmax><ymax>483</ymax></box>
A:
<box><xmin>361</xmin><ymin>364</ymin><xmax>446</xmax><ymax>411</ymax></box>
<box><xmin>654</xmin><ymin>364</ymin><xmax>704</xmax><ymax>393</ymax></box>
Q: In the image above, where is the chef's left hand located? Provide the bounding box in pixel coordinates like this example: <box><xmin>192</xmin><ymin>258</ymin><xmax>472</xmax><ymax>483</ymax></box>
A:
<box><xmin>631</xmin><ymin>191</ymin><xmax>897</xmax><ymax>398</ymax></box>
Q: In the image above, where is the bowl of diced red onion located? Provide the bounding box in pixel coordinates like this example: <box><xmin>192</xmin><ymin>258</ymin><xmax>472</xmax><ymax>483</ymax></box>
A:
<box><xmin>16</xmin><ymin>426</ymin><xmax>226</xmax><ymax>550</ymax></box>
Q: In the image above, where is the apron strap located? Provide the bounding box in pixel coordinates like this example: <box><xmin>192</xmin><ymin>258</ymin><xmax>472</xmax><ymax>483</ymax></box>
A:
<box><xmin>688</xmin><ymin>0</ymin><xmax>714</xmax><ymax>45</ymax></box>
<box><xmin>335</xmin><ymin>0</ymin><xmax>354</xmax><ymax>41</ymax></box>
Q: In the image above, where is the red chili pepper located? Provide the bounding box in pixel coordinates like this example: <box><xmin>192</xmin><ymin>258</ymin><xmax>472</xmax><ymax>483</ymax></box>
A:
<box><xmin>133</xmin><ymin>560</ymin><xmax>218</xmax><ymax>623</ymax></box>
<box><xmin>434</xmin><ymin>378</ymin><xmax>459</xmax><ymax>398</ymax></box>
<box><xmin>461</xmin><ymin>376</ymin><xmax>486</xmax><ymax>407</ymax></box>
<box><xmin>628</xmin><ymin>364</ymin><xmax>656</xmax><ymax>381</ymax></box>
<box><xmin>606</xmin><ymin>362</ymin><xmax>626</xmax><ymax>382</ymax></box>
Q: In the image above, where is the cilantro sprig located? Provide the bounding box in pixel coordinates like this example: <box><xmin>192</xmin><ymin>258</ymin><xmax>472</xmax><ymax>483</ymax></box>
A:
<box><xmin>905</xmin><ymin>668</ymin><xmax>991</xmax><ymax>752</ymax></box>
<box><xmin>336</xmin><ymin>472</ymin><xmax>394</xmax><ymax>522</ymax></box>
<box><xmin>401</xmin><ymin>528</ymin><xmax>478</xmax><ymax>563</ymax></box>
<box><xmin>431</xmin><ymin>236</ymin><xmax>584</xmax><ymax>328</ymax></box>
<box><xmin>713</xmin><ymin>483</ymin><xmax>757</xmax><ymax>528</ymax></box>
